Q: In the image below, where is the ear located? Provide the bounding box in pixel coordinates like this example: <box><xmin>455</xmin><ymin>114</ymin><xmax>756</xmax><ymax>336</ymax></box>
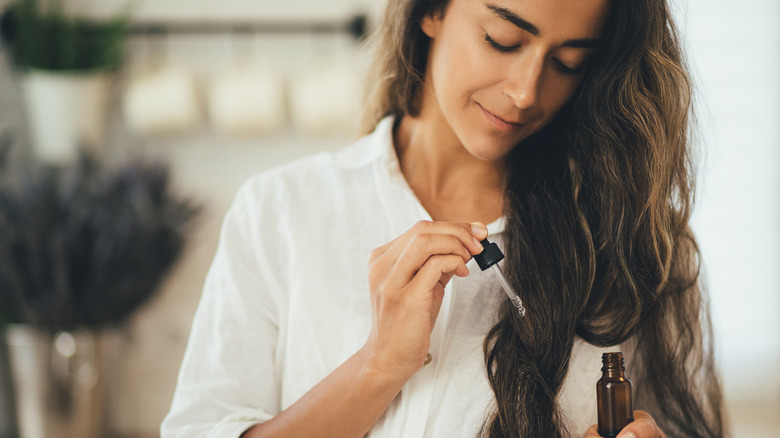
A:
<box><xmin>420</xmin><ymin>10</ymin><xmax>443</xmax><ymax>38</ymax></box>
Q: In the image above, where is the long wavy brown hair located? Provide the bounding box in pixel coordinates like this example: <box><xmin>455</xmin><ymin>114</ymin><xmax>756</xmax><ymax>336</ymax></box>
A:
<box><xmin>362</xmin><ymin>0</ymin><xmax>726</xmax><ymax>437</ymax></box>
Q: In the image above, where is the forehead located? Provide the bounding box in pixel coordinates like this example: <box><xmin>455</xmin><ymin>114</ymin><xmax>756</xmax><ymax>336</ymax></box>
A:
<box><xmin>455</xmin><ymin>0</ymin><xmax>611</xmax><ymax>41</ymax></box>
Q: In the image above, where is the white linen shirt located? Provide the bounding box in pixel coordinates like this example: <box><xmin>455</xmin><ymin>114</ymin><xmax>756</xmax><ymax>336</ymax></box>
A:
<box><xmin>161</xmin><ymin>117</ymin><xmax>617</xmax><ymax>438</ymax></box>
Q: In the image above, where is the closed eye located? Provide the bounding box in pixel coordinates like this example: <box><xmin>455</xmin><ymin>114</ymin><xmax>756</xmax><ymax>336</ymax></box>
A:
<box><xmin>485</xmin><ymin>32</ymin><xmax>586</xmax><ymax>75</ymax></box>
<box><xmin>484</xmin><ymin>33</ymin><xmax>519</xmax><ymax>53</ymax></box>
<box><xmin>552</xmin><ymin>59</ymin><xmax>584</xmax><ymax>75</ymax></box>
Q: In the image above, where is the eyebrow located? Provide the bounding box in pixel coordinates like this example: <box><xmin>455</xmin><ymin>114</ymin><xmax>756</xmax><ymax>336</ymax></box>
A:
<box><xmin>485</xmin><ymin>3</ymin><xmax>602</xmax><ymax>49</ymax></box>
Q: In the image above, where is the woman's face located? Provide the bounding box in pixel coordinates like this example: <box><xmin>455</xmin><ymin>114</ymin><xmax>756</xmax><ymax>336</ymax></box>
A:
<box><xmin>419</xmin><ymin>0</ymin><xmax>610</xmax><ymax>161</ymax></box>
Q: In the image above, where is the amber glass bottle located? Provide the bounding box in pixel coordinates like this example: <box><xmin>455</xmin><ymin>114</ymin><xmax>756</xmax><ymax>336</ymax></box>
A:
<box><xmin>597</xmin><ymin>352</ymin><xmax>634</xmax><ymax>437</ymax></box>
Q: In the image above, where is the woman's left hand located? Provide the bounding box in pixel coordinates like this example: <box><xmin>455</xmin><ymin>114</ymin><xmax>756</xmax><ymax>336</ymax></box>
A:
<box><xmin>583</xmin><ymin>410</ymin><xmax>667</xmax><ymax>438</ymax></box>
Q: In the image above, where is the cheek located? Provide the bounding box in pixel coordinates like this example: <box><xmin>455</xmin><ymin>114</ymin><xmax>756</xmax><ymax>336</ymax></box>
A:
<box><xmin>539</xmin><ymin>79</ymin><xmax>580</xmax><ymax>120</ymax></box>
<box><xmin>429</xmin><ymin>32</ymin><xmax>497</xmax><ymax>105</ymax></box>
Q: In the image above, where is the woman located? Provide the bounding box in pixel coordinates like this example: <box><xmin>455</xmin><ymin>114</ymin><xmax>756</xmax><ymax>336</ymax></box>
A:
<box><xmin>162</xmin><ymin>0</ymin><xmax>726</xmax><ymax>437</ymax></box>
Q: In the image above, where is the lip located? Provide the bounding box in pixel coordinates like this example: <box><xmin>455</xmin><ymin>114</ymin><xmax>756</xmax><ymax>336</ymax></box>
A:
<box><xmin>478</xmin><ymin>104</ymin><xmax>523</xmax><ymax>131</ymax></box>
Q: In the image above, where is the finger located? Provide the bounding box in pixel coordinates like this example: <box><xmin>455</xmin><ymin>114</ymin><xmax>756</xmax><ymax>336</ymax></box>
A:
<box><xmin>617</xmin><ymin>410</ymin><xmax>664</xmax><ymax>438</ymax></box>
<box><xmin>388</xmin><ymin>234</ymin><xmax>471</xmax><ymax>285</ymax></box>
<box><xmin>370</xmin><ymin>220</ymin><xmax>485</xmax><ymax>290</ymax></box>
<box><xmin>390</xmin><ymin>221</ymin><xmax>486</xmax><ymax>261</ymax></box>
<box><xmin>582</xmin><ymin>425</ymin><xmax>600</xmax><ymax>437</ymax></box>
<box><xmin>406</xmin><ymin>254</ymin><xmax>468</xmax><ymax>296</ymax></box>
<box><xmin>367</xmin><ymin>222</ymin><xmax>430</xmax><ymax>279</ymax></box>
<box><xmin>439</xmin><ymin>271</ymin><xmax>457</xmax><ymax>288</ymax></box>
<box><xmin>432</xmin><ymin>271</ymin><xmax>455</xmax><ymax>303</ymax></box>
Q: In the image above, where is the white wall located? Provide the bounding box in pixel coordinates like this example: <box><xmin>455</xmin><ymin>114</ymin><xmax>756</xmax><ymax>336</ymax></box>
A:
<box><xmin>0</xmin><ymin>0</ymin><xmax>778</xmax><ymax>435</ymax></box>
<box><xmin>681</xmin><ymin>0</ymin><xmax>780</xmax><ymax>404</ymax></box>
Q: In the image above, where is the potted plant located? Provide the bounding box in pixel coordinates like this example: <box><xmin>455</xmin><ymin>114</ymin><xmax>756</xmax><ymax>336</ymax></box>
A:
<box><xmin>0</xmin><ymin>0</ymin><xmax>131</xmax><ymax>163</ymax></box>
<box><xmin>0</xmin><ymin>135</ymin><xmax>200</xmax><ymax>438</ymax></box>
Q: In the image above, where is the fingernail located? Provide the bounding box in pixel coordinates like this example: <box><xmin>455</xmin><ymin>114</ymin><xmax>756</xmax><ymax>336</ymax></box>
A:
<box><xmin>470</xmin><ymin>222</ymin><xmax>487</xmax><ymax>238</ymax></box>
<box><xmin>617</xmin><ymin>432</ymin><xmax>636</xmax><ymax>438</ymax></box>
<box><xmin>473</xmin><ymin>237</ymin><xmax>484</xmax><ymax>252</ymax></box>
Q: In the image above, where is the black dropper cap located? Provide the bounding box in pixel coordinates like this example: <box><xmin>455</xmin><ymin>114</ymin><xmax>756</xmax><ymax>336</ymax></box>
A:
<box><xmin>474</xmin><ymin>238</ymin><xmax>504</xmax><ymax>271</ymax></box>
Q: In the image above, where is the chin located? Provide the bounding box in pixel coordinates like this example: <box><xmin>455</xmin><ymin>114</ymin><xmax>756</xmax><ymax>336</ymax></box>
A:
<box><xmin>464</xmin><ymin>140</ymin><xmax>515</xmax><ymax>162</ymax></box>
<box><xmin>464</xmin><ymin>131</ymin><xmax>528</xmax><ymax>162</ymax></box>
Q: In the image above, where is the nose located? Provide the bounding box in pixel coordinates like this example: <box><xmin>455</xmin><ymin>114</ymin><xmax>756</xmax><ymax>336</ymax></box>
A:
<box><xmin>502</xmin><ymin>53</ymin><xmax>544</xmax><ymax>110</ymax></box>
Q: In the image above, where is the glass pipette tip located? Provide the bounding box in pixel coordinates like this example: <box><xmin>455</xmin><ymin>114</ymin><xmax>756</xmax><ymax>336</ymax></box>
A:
<box><xmin>488</xmin><ymin>264</ymin><xmax>526</xmax><ymax>317</ymax></box>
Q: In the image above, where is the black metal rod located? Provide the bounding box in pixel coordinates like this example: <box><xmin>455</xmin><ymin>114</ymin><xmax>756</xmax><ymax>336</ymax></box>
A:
<box><xmin>128</xmin><ymin>13</ymin><xmax>368</xmax><ymax>40</ymax></box>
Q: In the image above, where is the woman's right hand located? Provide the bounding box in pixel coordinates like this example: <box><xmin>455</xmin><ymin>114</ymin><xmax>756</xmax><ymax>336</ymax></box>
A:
<box><xmin>361</xmin><ymin>220</ymin><xmax>488</xmax><ymax>379</ymax></box>
<box><xmin>583</xmin><ymin>411</ymin><xmax>667</xmax><ymax>438</ymax></box>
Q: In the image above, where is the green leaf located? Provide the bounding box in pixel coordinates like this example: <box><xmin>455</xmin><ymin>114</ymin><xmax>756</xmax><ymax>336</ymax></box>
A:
<box><xmin>6</xmin><ymin>0</ymin><xmax>131</xmax><ymax>71</ymax></box>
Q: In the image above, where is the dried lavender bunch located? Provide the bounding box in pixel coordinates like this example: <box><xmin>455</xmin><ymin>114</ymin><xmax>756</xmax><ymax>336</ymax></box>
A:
<box><xmin>0</xmin><ymin>152</ymin><xmax>200</xmax><ymax>331</ymax></box>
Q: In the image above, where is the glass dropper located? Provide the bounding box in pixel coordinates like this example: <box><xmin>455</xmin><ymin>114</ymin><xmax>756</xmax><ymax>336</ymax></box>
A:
<box><xmin>473</xmin><ymin>237</ymin><xmax>526</xmax><ymax>317</ymax></box>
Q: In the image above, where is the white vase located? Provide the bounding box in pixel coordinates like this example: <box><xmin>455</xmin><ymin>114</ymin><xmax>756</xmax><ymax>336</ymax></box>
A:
<box><xmin>20</xmin><ymin>70</ymin><xmax>112</xmax><ymax>164</ymax></box>
<box><xmin>3</xmin><ymin>324</ymin><xmax>121</xmax><ymax>438</ymax></box>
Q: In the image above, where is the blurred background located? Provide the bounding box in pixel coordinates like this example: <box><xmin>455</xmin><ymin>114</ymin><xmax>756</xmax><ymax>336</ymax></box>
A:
<box><xmin>0</xmin><ymin>0</ymin><xmax>777</xmax><ymax>437</ymax></box>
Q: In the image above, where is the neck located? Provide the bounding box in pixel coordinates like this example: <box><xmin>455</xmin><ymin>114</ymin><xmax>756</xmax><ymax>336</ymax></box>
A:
<box><xmin>393</xmin><ymin>115</ymin><xmax>505</xmax><ymax>224</ymax></box>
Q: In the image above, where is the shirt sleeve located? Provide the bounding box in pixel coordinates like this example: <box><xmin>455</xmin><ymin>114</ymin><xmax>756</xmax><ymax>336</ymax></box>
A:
<box><xmin>161</xmin><ymin>178</ymin><xmax>284</xmax><ymax>438</ymax></box>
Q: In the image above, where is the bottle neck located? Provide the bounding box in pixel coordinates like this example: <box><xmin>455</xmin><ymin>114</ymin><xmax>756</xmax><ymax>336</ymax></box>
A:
<box><xmin>602</xmin><ymin>367</ymin><xmax>627</xmax><ymax>379</ymax></box>
<box><xmin>601</xmin><ymin>352</ymin><xmax>627</xmax><ymax>378</ymax></box>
